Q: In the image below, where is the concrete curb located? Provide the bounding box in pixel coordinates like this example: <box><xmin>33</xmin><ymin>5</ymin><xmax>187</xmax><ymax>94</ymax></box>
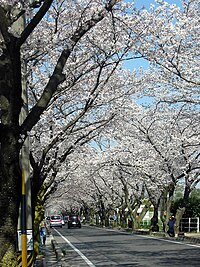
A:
<box><xmin>184</xmin><ymin>236</ymin><xmax>200</xmax><ymax>244</ymax></box>
<box><xmin>51</xmin><ymin>239</ymin><xmax>64</xmax><ymax>260</ymax></box>
<box><xmin>50</xmin><ymin>235</ymin><xmax>71</xmax><ymax>267</ymax></box>
<box><xmin>132</xmin><ymin>229</ymin><xmax>200</xmax><ymax>244</ymax></box>
<box><xmin>93</xmin><ymin>225</ymin><xmax>200</xmax><ymax>245</ymax></box>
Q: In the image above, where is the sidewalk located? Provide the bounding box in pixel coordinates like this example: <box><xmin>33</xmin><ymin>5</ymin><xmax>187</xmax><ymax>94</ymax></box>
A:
<box><xmin>35</xmin><ymin>235</ymin><xmax>61</xmax><ymax>267</ymax></box>
<box><xmin>184</xmin><ymin>232</ymin><xmax>200</xmax><ymax>244</ymax></box>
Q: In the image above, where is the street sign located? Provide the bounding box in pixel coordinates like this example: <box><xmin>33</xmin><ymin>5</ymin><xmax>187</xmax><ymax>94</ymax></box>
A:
<box><xmin>17</xmin><ymin>230</ymin><xmax>33</xmax><ymax>251</ymax></box>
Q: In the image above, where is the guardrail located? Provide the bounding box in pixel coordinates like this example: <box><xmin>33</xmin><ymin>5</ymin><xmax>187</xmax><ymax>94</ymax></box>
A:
<box><xmin>180</xmin><ymin>217</ymin><xmax>200</xmax><ymax>232</ymax></box>
<box><xmin>140</xmin><ymin>217</ymin><xmax>200</xmax><ymax>232</ymax></box>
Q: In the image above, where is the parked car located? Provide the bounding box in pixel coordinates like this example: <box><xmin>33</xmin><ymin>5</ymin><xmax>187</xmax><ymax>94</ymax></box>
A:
<box><xmin>68</xmin><ymin>215</ymin><xmax>81</xmax><ymax>229</ymax></box>
<box><xmin>50</xmin><ymin>215</ymin><xmax>62</xmax><ymax>228</ymax></box>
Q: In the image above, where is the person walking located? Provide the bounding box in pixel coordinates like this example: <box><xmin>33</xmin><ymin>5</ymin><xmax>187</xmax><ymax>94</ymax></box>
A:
<box><xmin>39</xmin><ymin>219</ymin><xmax>48</xmax><ymax>246</ymax></box>
<box><xmin>167</xmin><ymin>216</ymin><xmax>176</xmax><ymax>237</ymax></box>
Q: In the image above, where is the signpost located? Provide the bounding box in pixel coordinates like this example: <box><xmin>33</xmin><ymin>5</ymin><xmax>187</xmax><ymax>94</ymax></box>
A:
<box><xmin>17</xmin><ymin>229</ymin><xmax>33</xmax><ymax>252</ymax></box>
<box><xmin>12</xmin><ymin>11</ymin><xmax>33</xmax><ymax>267</ymax></box>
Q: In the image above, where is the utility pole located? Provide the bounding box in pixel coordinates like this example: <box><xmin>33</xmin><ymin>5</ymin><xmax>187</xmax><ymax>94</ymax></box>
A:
<box><xmin>12</xmin><ymin>6</ymin><xmax>33</xmax><ymax>267</ymax></box>
<box><xmin>19</xmin><ymin>54</ymin><xmax>33</xmax><ymax>265</ymax></box>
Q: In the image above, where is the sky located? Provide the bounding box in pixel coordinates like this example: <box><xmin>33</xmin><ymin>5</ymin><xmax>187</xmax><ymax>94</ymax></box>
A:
<box><xmin>134</xmin><ymin>0</ymin><xmax>182</xmax><ymax>9</ymax></box>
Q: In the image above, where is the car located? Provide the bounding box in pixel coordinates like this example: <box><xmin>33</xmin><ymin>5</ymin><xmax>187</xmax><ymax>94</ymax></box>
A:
<box><xmin>50</xmin><ymin>215</ymin><xmax>63</xmax><ymax>228</ymax></box>
<box><xmin>68</xmin><ymin>215</ymin><xmax>81</xmax><ymax>229</ymax></box>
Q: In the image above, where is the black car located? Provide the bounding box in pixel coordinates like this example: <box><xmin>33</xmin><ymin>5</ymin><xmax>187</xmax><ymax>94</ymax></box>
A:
<box><xmin>68</xmin><ymin>215</ymin><xmax>81</xmax><ymax>229</ymax></box>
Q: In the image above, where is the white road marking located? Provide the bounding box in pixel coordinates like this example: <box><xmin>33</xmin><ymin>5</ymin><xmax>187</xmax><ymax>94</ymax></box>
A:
<box><xmin>100</xmin><ymin>226</ymin><xmax>200</xmax><ymax>248</ymax></box>
<box><xmin>54</xmin><ymin>228</ymin><xmax>96</xmax><ymax>267</ymax></box>
<box><xmin>137</xmin><ymin>234</ymin><xmax>200</xmax><ymax>248</ymax></box>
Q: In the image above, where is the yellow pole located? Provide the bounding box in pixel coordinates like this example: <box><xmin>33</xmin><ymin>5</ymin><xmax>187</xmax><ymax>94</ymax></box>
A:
<box><xmin>21</xmin><ymin>168</ymin><xmax>27</xmax><ymax>267</ymax></box>
<box><xmin>12</xmin><ymin>5</ymin><xmax>33</xmax><ymax>263</ymax></box>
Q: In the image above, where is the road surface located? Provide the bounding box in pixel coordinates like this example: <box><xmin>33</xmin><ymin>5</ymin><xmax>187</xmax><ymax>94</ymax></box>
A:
<box><xmin>52</xmin><ymin>225</ymin><xmax>200</xmax><ymax>266</ymax></box>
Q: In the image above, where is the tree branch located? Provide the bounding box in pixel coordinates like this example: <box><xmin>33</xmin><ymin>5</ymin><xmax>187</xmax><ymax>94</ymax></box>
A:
<box><xmin>0</xmin><ymin>6</ymin><xmax>11</xmax><ymax>44</ymax></box>
<box><xmin>20</xmin><ymin>0</ymin><xmax>117</xmax><ymax>141</ymax></box>
<box><xmin>17</xmin><ymin>0</ymin><xmax>54</xmax><ymax>47</ymax></box>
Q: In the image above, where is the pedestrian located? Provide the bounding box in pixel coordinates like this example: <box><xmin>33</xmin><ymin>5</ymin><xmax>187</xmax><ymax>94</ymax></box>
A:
<box><xmin>39</xmin><ymin>219</ymin><xmax>48</xmax><ymax>246</ymax></box>
<box><xmin>167</xmin><ymin>215</ymin><xmax>176</xmax><ymax>237</ymax></box>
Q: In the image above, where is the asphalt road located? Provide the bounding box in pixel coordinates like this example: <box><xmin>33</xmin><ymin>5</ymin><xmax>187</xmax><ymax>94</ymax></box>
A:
<box><xmin>52</xmin><ymin>225</ymin><xmax>200</xmax><ymax>267</ymax></box>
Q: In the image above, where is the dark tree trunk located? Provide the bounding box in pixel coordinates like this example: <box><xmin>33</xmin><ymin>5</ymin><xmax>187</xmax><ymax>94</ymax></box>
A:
<box><xmin>0</xmin><ymin>41</ymin><xmax>22</xmax><ymax>264</ymax></box>
<box><xmin>99</xmin><ymin>199</ymin><xmax>106</xmax><ymax>226</ymax></box>
<box><xmin>174</xmin><ymin>176</ymin><xmax>191</xmax><ymax>235</ymax></box>
<box><xmin>150</xmin><ymin>203</ymin><xmax>160</xmax><ymax>232</ymax></box>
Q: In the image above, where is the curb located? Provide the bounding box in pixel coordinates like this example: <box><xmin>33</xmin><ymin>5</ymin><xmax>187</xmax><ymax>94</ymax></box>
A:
<box><xmin>50</xmin><ymin>236</ymin><xmax>70</xmax><ymax>267</ymax></box>
<box><xmin>51</xmin><ymin>239</ymin><xmax>64</xmax><ymax>261</ymax></box>
<box><xmin>184</xmin><ymin>236</ymin><xmax>200</xmax><ymax>244</ymax></box>
<box><xmin>133</xmin><ymin>229</ymin><xmax>200</xmax><ymax>244</ymax></box>
<box><xmin>94</xmin><ymin>224</ymin><xmax>200</xmax><ymax>244</ymax></box>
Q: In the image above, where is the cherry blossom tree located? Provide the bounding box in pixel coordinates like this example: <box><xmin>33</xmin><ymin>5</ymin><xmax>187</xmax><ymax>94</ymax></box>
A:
<box><xmin>0</xmin><ymin>0</ymin><xmax>199</xmax><ymax>264</ymax></box>
<box><xmin>0</xmin><ymin>0</ymin><xmax>135</xmax><ymax>264</ymax></box>
<box><xmin>113</xmin><ymin>100</ymin><xmax>199</xmax><ymax>228</ymax></box>
<box><xmin>46</xmin><ymin>97</ymin><xmax>199</xmax><ymax>232</ymax></box>
<box><xmin>42</xmin><ymin>0</ymin><xmax>200</xmax><ymax>237</ymax></box>
<box><xmin>122</xmin><ymin>0</ymin><xmax>200</xmax><ymax>231</ymax></box>
<box><xmin>130</xmin><ymin>0</ymin><xmax>199</xmax><ymax>93</ymax></box>
<box><xmin>127</xmin><ymin>0</ymin><xmax>200</xmax><ymax>231</ymax></box>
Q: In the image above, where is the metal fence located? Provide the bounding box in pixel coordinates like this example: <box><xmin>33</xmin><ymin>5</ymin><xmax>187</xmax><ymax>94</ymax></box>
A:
<box><xmin>180</xmin><ymin>217</ymin><xmax>200</xmax><ymax>232</ymax></box>
<box><xmin>140</xmin><ymin>217</ymin><xmax>200</xmax><ymax>232</ymax></box>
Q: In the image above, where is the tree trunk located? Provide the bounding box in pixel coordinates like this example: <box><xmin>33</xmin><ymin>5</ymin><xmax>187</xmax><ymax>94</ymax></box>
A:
<box><xmin>160</xmin><ymin>190</ymin><xmax>167</xmax><ymax>232</ymax></box>
<box><xmin>174</xmin><ymin>207</ymin><xmax>186</xmax><ymax>235</ymax></box>
<box><xmin>33</xmin><ymin>193</ymin><xmax>45</xmax><ymax>258</ymax></box>
<box><xmin>97</xmin><ymin>198</ymin><xmax>106</xmax><ymax>226</ymax></box>
<box><xmin>150</xmin><ymin>203</ymin><xmax>159</xmax><ymax>232</ymax></box>
<box><xmin>0</xmin><ymin>43</ymin><xmax>22</xmax><ymax>264</ymax></box>
<box><xmin>0</xmin><ymin>137</ymin><xmax>20</xmax><ymax>266</ymax></box>
<box><xmin>133</xmin><ymin>200</ymin><xmax>151</xmax><ymax>229</ymax></box>
<box><xmin>174</xmin><ymin>176</ymin><xmax>191</xmax><ymax>235</ymax></box>
<box><xmin>132</xmin><ymin>204</ymin><xmax>140</xmax><ymax>229</ymax></box>
<box><xmin>119</xmin><ymin>207</ymin><xmax>127</xmax><ymax>228</ymax></box>
<box><xmin>165</xmin><ymin>182</ymin><xmax>175</xmax><ymax>231</ymax></box>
